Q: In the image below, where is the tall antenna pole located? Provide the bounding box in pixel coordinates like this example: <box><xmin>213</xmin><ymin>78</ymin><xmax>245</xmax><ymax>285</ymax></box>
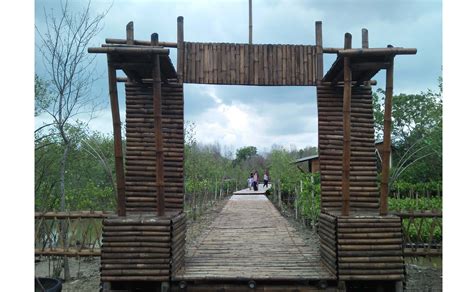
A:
<box><xmin>249</xmin><ymin>0</ymin><xmax>253</xmax><ymax>44</ymax></box>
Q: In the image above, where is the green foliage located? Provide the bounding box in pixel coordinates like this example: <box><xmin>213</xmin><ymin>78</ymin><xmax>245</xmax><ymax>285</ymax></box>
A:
<box><xmin>373</xmin><ymin>78</ymin><xmax>442</xmax><ymax>184</ymax></box>
<box><xmin>35</xmin><ymin>126</ymin><xmax>116</xmax><ymax>211</ymax></box>
<box><xmin>235</xmin><ymin>146</ymin><xmax>257</xmax><ymax>163</ymax></box>
<box><xmin>295</xmin><ymin>173</ymin><xmax>321</xmax><ymax>221</ymax></box>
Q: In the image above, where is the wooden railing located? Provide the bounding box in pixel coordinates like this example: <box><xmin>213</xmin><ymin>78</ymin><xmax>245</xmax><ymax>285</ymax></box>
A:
<box><xmin>395</xmin><ymin>211</ymin><xmax>442</xmax><ymax>256</ymax></box>
<box><xmin>35</xmin><ymin>211</ymin><xmax>113</xmax><ymax>257</ymax></box>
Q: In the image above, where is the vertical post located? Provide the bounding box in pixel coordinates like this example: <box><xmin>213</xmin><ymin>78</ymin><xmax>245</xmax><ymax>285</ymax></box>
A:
<box><xmin>126</xmin><ymin>21</ymin><xmax>134</xmax><ymax>45</ymax></box>
<box><xmin>177</xmin><ymin>16</ymin><xmax>184</xmax><ymax>83</ymax></box>
<box><xmin>249</xmin><ymin>0</ymin><xmax>253</xmax><ymax>44</ymax></box>
<box><xmin>380</xmin><ymin>56</ymin><xmax>394</xmax><ymax>216</ymax></box>
<box><xmin>152</xmin><ymin>33</ymin><xmax>165</xmax><ymax>216</ymax></box>
<box><xmin>341</xmin><ymin>33</ymin><xmax>352</xmax><ymax>216</ymax></box>
<box><xmin>362</xmin><ymin>28</ymin><xmax>369</xmax><ymax>49</ymax></box>
<box><xmin>315</xmin><ymin>21</ymin><xmax>323</xmax><ymax>82</ymax></box>
<box><xmin>107</xmin><ymin>57</ymin><xmax>126</xmax><ymax>216</ymax></box>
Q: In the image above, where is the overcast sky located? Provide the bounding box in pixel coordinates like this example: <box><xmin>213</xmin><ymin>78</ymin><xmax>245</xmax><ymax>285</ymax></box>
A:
<box><xmin>35</xmin><ymin>0</ymin><xmax>442</xmax><ymax>156</ymax></box>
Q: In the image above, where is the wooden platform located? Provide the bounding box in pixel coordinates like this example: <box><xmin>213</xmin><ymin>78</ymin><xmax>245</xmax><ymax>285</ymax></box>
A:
<box><xmin>174</xmin><ymin>195</ymin><xmax>335</xmax><ymax>282</ymax></box>
<box><xmin>233</xmin><ymin>184</ymin><xmax>271</xmax><ymax>195</ymax></box>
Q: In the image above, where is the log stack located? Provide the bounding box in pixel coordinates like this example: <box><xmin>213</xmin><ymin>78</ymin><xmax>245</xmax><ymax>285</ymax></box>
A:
<box><xmin>336</xmin><ymin>214</ymin><xmax>404</xmax><ymax>281</ymax></box>
<box><xmin>319</xmin><ymin>212</ymin><xmax>337</xmax><ymax>276</ymax></box>
<box><xmin>100</xmin><ymin>215</ymin><xmax>173</xmax><ymax>282</ymax></box>
<box><xmin>171</xmin><ymin>212</ymin><xmax>186</xmax><ymax>275</ymax></box>
<box><xmin>125</xmin><ymin>81</ymin><xmax>184</xmax><ymax>213</ymax></box>
<box><xmin>317</xmin><ymin>84</ymin><xmax>379</xmax><ymax>211</ymax></box>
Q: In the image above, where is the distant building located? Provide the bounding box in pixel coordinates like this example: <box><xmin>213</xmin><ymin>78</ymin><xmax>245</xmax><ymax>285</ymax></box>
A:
<box><xmin>375</xmin><ymin>140</ymin><xmax>392</xmax><ymax>169</ymax></box>
<box><xmin>293</xmin><ymin>154</ymin><xmax>320</xmax><ymax>173</ymax></box>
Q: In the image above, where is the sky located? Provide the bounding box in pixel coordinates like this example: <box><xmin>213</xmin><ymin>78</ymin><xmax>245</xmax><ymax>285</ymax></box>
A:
<box><xmin>34</xmin><ymin>0</ymin><xmax>442</xmax><ymax>156</ymax></box>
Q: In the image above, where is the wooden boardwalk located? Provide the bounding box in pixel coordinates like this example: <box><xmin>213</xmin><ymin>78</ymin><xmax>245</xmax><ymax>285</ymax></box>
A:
<box><xmin>174</xmin><ymin>194</ymin><xmax>335</xmax><ymax>282</ymax></box>
<box><xmin>233</xmin><ymin>183</ymin><xmax>271</xmax><ymax>195</ymax></box>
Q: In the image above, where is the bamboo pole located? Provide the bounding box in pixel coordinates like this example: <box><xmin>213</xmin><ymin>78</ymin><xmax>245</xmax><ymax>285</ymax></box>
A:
<box><xmin>126</xmin><ymin>21</ymin><xmax>134</xmax><ymax>45</ymax></box>
<box><xmin>338</xmin><ymin>47</ymin><xmax>417</xmax><ymax>57</ymax></box>
<box><xmin>380</xmin><ymin>57</ymin><xmax>394</xmax><ymax>216</ymax></box>
<box><xmin>315</xmin><ymin>21</ymin><xmax>323</xmax><ymax>81</ymax></box>
<box><xmin>152</xmin><ymin>33</ymin><xmax>165</xmax><ymax>216</ymax></box>
<box><xmin>249</xmin><ymin>0</ymin><xmax>253</xmax><ymax>44</ymax></box>
<box><xmin>105</xmin><ymin>38</ymin><xmax>177</xmax><ymax>48</ymax></box>
<box><xmin>177</xmin><ymin>16</ymin><xmax>184</xmax><ymax>84</ymax></box>
<box><xmin>362</xmin><ymin>28</ymin><xmax>368</xmax><ymax>49</ymax></box>
<box><xmin>88</xmin><ymin>47</ymin><xmax>169</xmax><ymax>54</ymax></box>
<box><xmin>341</xmin><ymin>32</ymin><xmax>352</xmax><ymax>216</ymax></box>
<box><xmin>107</xmin><ymin>56</ymin><xmax>126</xmax><ymax>217</ymax></box>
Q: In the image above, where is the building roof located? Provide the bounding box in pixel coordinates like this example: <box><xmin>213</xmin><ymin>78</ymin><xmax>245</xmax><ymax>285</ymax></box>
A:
<box><xmin>293</xmin><ymin>154</ymin><xmax>319</xmax><ymax>164</ymax></box>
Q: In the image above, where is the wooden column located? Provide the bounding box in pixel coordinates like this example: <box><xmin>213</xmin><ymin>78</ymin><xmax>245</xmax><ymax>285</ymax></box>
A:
<box><xmin>315</xmin><ymin>21</ymin><xmax>323</xmax><ymax>81</ymax></box>
<box><xmin>177</xmin><ymin>16</ymin><xmax>184</xmax><ymax>83</ymax></box>
<box><xmin>126</xmin><ymin>21</ymin><xmax>134</xmax><ymax>45</ymax></box>
<box><xmin>362</xmin><ymin>28</ymin><xmax>369</xmax><ymax>49</ymax></box>
<box><xmin>341</xmin><ymin>33</ymin><xmax>352</xmax><ymax>216</ymax></box>
<box><xmin>249</xmin><ymin>0</ymin><xmax>253</xmax><ymax>44</ymax></box>
<box><xmin>151</xmin><ymin>33</ymin><xmax>165</xmax><ymax>216</ymax></box>
<box><xmin>107</xmin><ymin>56</ymin><xmax>126</xmax><ymax>216</ymax></box>
<box><xmin>380</xmin><ymin>57</ymin><xmax>394</xmax><ymax>216</ymax></box>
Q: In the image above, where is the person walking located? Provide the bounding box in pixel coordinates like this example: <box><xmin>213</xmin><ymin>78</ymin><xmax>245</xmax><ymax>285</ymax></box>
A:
<box><xmin>248</xmin><ymin>173</ymin><xmax>254</xmax><ymax>190</ymax></box>
<box><xmin>263</xmin><ymin>169</ymin><xmax>270</xmax><ymax>188</ymax></box>
<box><xmin>253</xmin><ymin>170</ymin><xmax>259</xmax><ymax>191</ymax></box>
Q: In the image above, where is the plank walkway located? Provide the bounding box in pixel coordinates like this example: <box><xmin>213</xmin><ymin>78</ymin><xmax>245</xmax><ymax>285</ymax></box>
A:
<box><xmin>233</xmin><ymin>183</ymin><xmax>271</xmax><ymax>195</ymax></box>
<box><xmin>174</xmin><ymin>194</ymin><xmax>335</xmax><ymax>282</ymax></box>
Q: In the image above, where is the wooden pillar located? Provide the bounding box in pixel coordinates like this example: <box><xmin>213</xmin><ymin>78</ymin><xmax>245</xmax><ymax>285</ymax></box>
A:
<box><xmin>315</xmin><ymin>21</ymin><xmax>323</xmax><ymax>81</ymax></box>
<box><xmin>107</xmin><ymin>56</ymin><xmax>126</xmax><ymax>216</ymax></box>
<box><xmin>177</xmin><ymin>16</ymin><xmax>184</xmax><ymax>83</ymax></box>
<box><xmin>249</xmin><ymin>0</ymin><xmax>253</xmax><ymax>44</ymax></box>
<box><xmin>151</xmin><ymin>33</ymin><xmax>165</xmax><ymax>216</ymax></box>
<box><xmin>380</xmin><ymin>57</ymin><xmax>394</xmax><ymax>216</ymax></box>
<box><xmin>126</xmin><ymin>21</ymin><xmax>134</xmax><ymax>45</ymax></box>
<box><xmin>362</xmin><ymin>28</ymin><xmax>369</xmax><ymax>49</ymax></box>
<box><xmin>341</xmin><ymin>33</ymin><xmax>352</xmax><ymax>216</ymax></box>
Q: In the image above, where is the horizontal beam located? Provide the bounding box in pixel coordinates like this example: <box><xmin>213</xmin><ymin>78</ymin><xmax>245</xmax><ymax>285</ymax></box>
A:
<box><xmin>35</xmin><ymin>248</ymin><xmax>101</xmax><ymax>257</ymax></box>
<box><xmin>88</xmin><ymin>47</ymin><xmax>170</xmax><ymax>54</ymax></box>
<box><xmin>338</xmin><ymin>47</ymin><xmax>417</xmax><ymax>57</ymax></box>
<box><xmin>35</xmin><ymin>211</ymin><xmax>113</xmax><ymax>219</ymax></box>
<box><xmin>105</xmin><ymin>38</ymin><xmax>177</xmax><ymax>48</ymax></box>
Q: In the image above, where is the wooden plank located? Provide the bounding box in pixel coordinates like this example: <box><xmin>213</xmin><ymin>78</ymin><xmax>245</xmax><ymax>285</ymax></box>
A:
<box><xmin>176</xmin><ymin>194</ymin><xmax>336</xmax><ymax>281</ymax></box>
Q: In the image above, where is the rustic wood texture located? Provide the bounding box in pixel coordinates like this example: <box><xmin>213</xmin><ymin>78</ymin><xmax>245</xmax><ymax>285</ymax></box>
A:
<box><xmin>171</xmin><ymin>213</ymin><xmax>186</xmax><ymax>275</ymax></box>
<box><xmin>100</xmin><ymin>214</ymin><xmax>173</xmax><ymax>282</ymax></box>
<box><xmin>107</xmin><ymin>58</ymin><xmax>126</xmax><ymax>216</ymax></box>
<box><xmin>174</xmin><ymin>195</ymin><xmax>335</xmax><ymax>281</ymax></box>
<box><xmin>334</xmin><ymin>213</ymin><xmax>404</xmax><ymax>281</ymax></box>
<box><xmin>317</xmin><ymin>84</ymin><xmax>379</xmax><ymax>211</ymax></box>
<box><xmin>380</xmin><ymin>58</ymin><xmax>394</xmax><ymax>215</ymax></box>
<box><xmin>318</xmin><ymin>213</ymin><xmax>337</xmax><ymax>276</ymax></box>
<box><xmin>125</xmin><ymin>81</ymin><xmax>184</xmax><ymax>213</ymax></box>
<box><xmin>183</xmin><ymin>42</ymin><xmax>319</xmax><ymax>85</ymax></box>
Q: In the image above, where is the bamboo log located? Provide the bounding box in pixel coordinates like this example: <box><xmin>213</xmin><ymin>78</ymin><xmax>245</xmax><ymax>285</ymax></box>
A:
<box><xmin>362</xmin><ymin>28</ymin><xmax>368</xmax><ymax>49</ymax></box>
<box><xmin>177</xmin><ymin>17</ymin><xmax>184</xmax><ymax>84</ymax></box>
<box><xmin>380</xmin><ymin>57</ymin><xmax>394</xmax><ymax>216</ymax></box>
<box><xmin>101</xmin><ymin>276</ymin><xmax>169</xmax><ymax>281</ymax></box>
<box><xmin>341</xmin><ymin>33</ymin><xmax>352</xmax><ymax>216</ymax></box>
<box><xmin>339</xmin><ymin>275</ymin><xmax>403</xmax><ymax>281</ymax></box>
<box><xmin>107</xmin><ymin>57</ymin><xmax>126</xmax><ymax>216</ymax></box>
<box><xmin>338</xmin><ymin>47</ymin><xmax>417</xmax><ymax>56</ymax></box>
<box><xmin>151</xmin><ymin>33</ymin><xmax>166</xmax><ymax>217</ymax></box>
<box><xmin>88</xmin><ymin>47</ymin><xmax>169</xmax><ymax>54</ymax></box>
<box><xmin>101</xmin><ymin>258</ymin><xmax>170</xmax><ymax>264</ymax></box>
<box><xmin>105</xmin><ymin>38</ymin><xmax>177</xmax><ymax>48</ymax></box>
<box><xmin>338</xmin><ymin>256</ymin><xmax>403</xmax><ymax>263</ymax></box>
